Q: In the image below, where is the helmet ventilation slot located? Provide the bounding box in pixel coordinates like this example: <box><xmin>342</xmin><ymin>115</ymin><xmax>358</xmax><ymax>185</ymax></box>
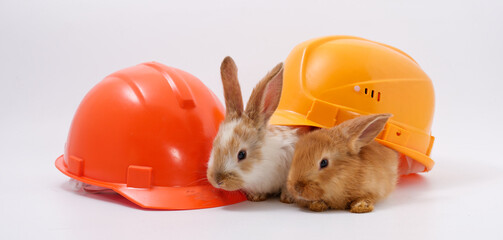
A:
<box><xmin>364</xmin><ymin>88</ymin><xmax>381</xmax><ymax>102</ymax></box>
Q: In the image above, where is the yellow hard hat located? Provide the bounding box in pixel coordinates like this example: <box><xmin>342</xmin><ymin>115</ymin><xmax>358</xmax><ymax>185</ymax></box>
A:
<box><xmin>270</xmin><ymin>36</ymin><xmax>435</xmax><ymax>173</ymax></box>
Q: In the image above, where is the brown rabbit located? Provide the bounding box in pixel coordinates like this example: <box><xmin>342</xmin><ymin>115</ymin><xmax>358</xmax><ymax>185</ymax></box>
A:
<box><xmin>286</xmin><ymin>114</ymin><xmax>399</xmax><ymax>213</ymax></box>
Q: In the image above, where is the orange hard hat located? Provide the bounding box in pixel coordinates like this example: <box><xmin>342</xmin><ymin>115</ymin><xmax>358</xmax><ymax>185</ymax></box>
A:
<box><xmin>270</xmin><ymin>36</ymin><xmax>435</xmax><ymax>174</ymax></box>
<box><xmin>55</xmin><ymin>62</ymin><xmax>246</xmax><ymax>209</ymax></box>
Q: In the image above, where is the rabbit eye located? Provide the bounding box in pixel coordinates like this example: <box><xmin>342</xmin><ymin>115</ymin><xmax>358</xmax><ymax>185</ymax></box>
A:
<box><xmin>237</xmin><ymin>150</ymin><xmax>247</xmax><ymax>161</ymax></box>
<box><xmin>319</xmin><ymin>158</ymin><xmax>328</xmax><ymax>169</ymax></box>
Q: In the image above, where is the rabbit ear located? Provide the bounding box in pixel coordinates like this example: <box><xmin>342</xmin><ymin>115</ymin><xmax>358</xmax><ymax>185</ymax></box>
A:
<box><xmin>245</xmin><ymin>62</ymin><xmax>284</xmax><ymax>126</ymax></box>
<box><xmin>338</xmin><ymin>114</ymin><xmax>392</xmax><ymax>154</ymax></box>
<box><xmin>220</xmin><ymin>56</ymin><xmax>244</xmax><ymax>118</ymax></box>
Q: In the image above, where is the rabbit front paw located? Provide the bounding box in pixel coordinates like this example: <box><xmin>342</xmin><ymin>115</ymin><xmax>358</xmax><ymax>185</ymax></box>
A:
<box><xmin>245</xmin><ymin>192</ymin><xmax>268</xmax><ymax>202</ymax></box>
<box><xmin>279</xmin><ymin>190</ymin><xmax>295</xmax><ymax>204</ymax></box>
<box><xmin>349</xmin><ymin>199</ymin><xmax>374</xmax><ymax>213</ymax></box>
<box><xmin>308</xmin><ymin>200</ymin><xmax>329</xmax><ymax>212</ymax></box>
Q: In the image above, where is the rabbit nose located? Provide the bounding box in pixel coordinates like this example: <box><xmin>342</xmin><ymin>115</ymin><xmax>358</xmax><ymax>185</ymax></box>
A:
<box><xmin>215</xmin><ymin>173</ymin><xmax>224</xmax><ymax>186</ymax></box>
<box><xmin>294</xmin><ymin>181</ymin><xmax>305</xmax><ymax>194</ymax></box>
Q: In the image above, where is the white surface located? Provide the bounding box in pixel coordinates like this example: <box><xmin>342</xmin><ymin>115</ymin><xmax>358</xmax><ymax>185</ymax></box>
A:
<box><xmin>1</xmin><ymin>0</ymin><xmax>503</xmax><ymax>239</ymax></box>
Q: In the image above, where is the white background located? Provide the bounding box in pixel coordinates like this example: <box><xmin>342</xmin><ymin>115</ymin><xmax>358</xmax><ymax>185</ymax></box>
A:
<box><xmin>1</xmin><ymin>0</ymin><xmax>502</xmax><ymax>239</ymax></box>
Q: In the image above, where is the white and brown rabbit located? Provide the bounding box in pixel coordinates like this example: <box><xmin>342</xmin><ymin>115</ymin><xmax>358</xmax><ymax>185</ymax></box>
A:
<box><xmin>287</xmin><ymin>113</ymin><xmax>399</xmax><ymax>213</ymax></box>
<box><xmin>206</xmin><ymin>56</ymin><xmax>299</xmax><ymax>202</ymax></box>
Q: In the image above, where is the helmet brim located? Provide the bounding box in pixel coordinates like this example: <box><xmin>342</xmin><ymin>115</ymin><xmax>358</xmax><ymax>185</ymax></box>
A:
<box><xmin>270</xmin><ymin>110</ymin><xmax>326</xmax><ymax>128</ymax></box>
<box><xmin>55</xmin><ymin>155</ymin><xmax>246</xmax><ymax>210</ymax></box>
<box><xmin>375</xmin><ymin>140</ymin><xmax>435</xmax><ymax>172</ymax></box>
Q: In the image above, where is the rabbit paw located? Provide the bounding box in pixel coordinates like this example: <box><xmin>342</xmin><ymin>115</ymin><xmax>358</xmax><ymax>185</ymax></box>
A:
<box><xmin>308</xmin><ymin>200</ymin><xmax>329</xmax><ymax>212</ymax></box>
<box><xmin>245</xmin><ymin>192</ymin><xmax>268</xmax><ymax>202</ymax></box>
<box><xmin>350</xmin><ymin>199</ymin><xmax>374</xmax><ymax>213</ymax></box>
<box><xmin>279</xmin><ymin>191</ymin><xmax>295</xmax><ymax>204</ymax></box>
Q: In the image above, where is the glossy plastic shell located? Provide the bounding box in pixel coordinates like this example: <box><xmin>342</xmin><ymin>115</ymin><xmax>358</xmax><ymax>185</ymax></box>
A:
<box><xmin>270</xmin><ymin>36</ymin><xmax>435</xmax><ymax>173</ymax></box>
<box><xmin>55</xmin><ymin>62</ymin><xmax>246</xmax><ymax>209</ymax></box>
